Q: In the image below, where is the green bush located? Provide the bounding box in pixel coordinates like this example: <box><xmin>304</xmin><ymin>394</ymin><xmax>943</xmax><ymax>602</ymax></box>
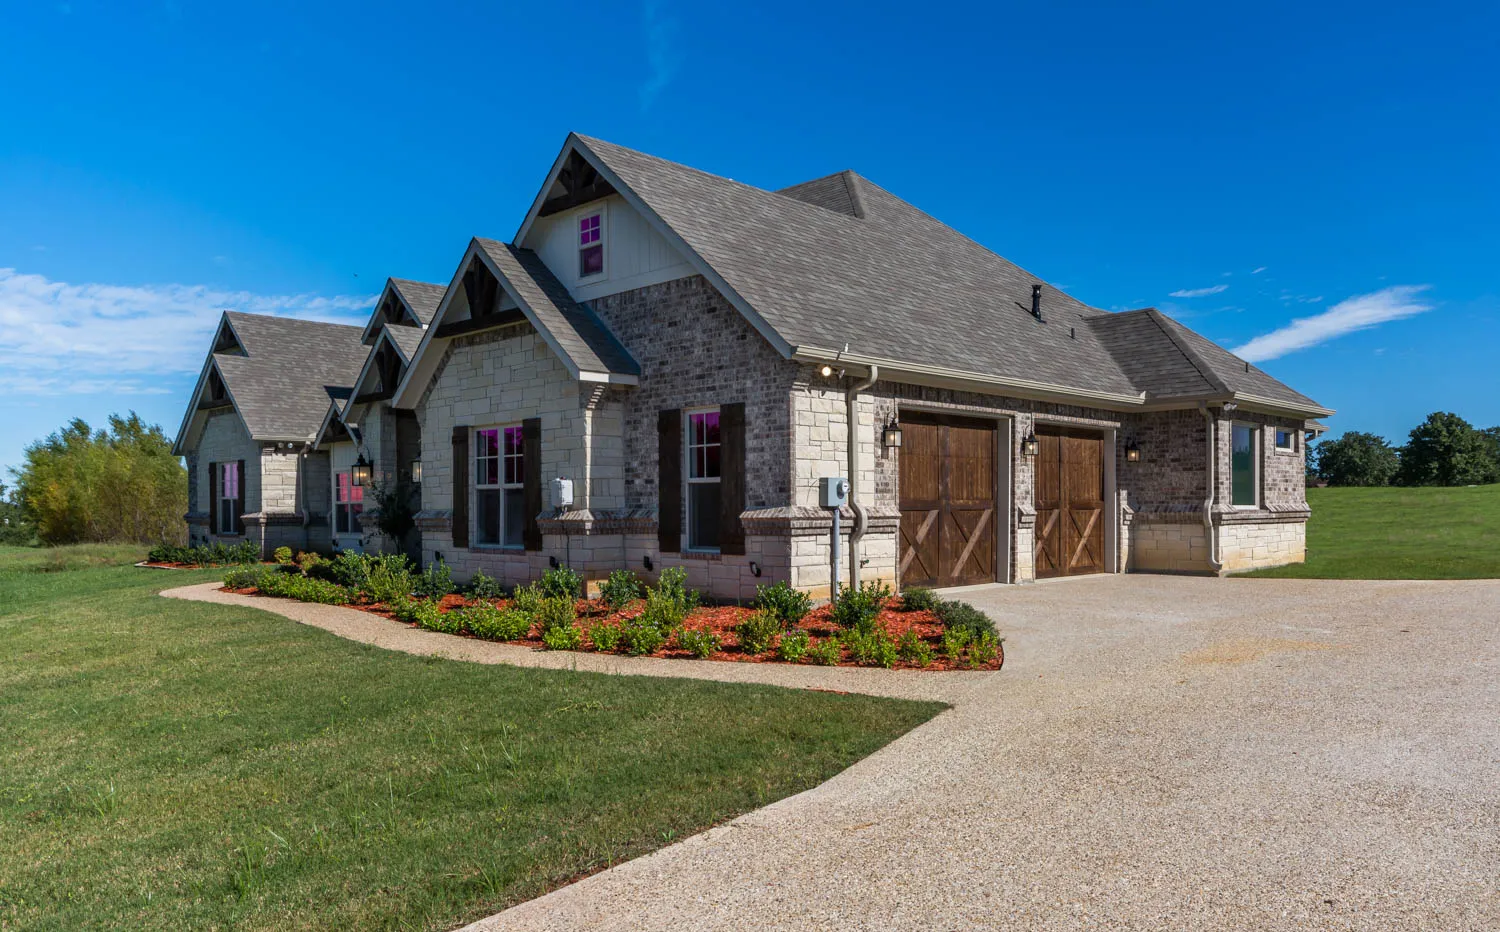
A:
<box><xmin>222</xmin><ymin>566</ymin><xmax>262</xmax><ymax>589</ymax></box>
<box><xmin>969</xmin><ymin>632</ymin><xmax>1001</xmax><ymax>667</ymax></box>
<box><xmin>754</xmin><ymin>581</ymin><xmax>811</xmax><ymax>628</ymax></box>
<box><xmin>620</xmin><ymin>613</ymin><xmax>671</xmax><ymax>656</ymax></box>
<box><xmin>807</xmin><ymin>636</ymin><xmax>842</xmax><ymax>666</ymax></box>
<box><xmin>259</xmin><ymin>572</ymin><xmax>351</xmax><ymax>606</ymax></box>
<box><xmin>734</xmin><ymin>610</ymin><xmax>781</xmax><ymax>655</ymax></box>
<box><xmin>776</xmin><ymin>629</ymin><xmax>810</xmax><ymax>663</ymax></box>
<box><xmin>511</xmin><ymin>582</ymin><xmax>545</xmax><ymax>615</ymax></box>
<box><xmin>416</xmin><ymin>603</ymin><xmax>464</xmax><ymax>635</ymax></box>
<box><xmin>652</xmin><ymin>566</ymin><xmax>699</xmax><ymax>614</ymax></box>
<box><xmin>272</xmin><ymin>546</ymin><xmax>294</xmax><ymax>565</ymax></box>
<box><xmin>413</xmin><ymin>560</ymin><xmax>454</xmax><ymax>599</ymax></box>
<box><xmin>843</xmin><ymin>626</ymin><xmax>898</xmax><ymax>668</ymax></box>
<box><xmin>831</xmin><ymin>581</ymin><xmax>890</xmax><ymax>634</ymax></box>
<box><xmin>935</xmin><ymin>600</ymin><xmax>997</xmax><ymax>640</ymax></box>
<box><xmin>900</xmin><ymin>586</ymin><xmax>939</xmax><ymax>612</ymax></box>
<box><xmin>296</xmin><ymin>551</ymin><xmax>325</xmax><ymax>575</ymax></box>
<box><xmin>941</xmin><ymin>626</ymin><xmax>971</xmax><ymax>660</ymax></box>
<box><xmin>392</xmin><ymin>597</ymin><xmax>441</xmax><ymax>628</ymax></box>
<box><xmin>362</xmin><ymin>554</ymin><xmax>415</xmax><ymax>606</ymax></box>
<box><xmin>330</xmin><ymin>550</ymin><xmax>373</xmax><ymax>589</ymax></box>
<box><xmin>540</xmin><ymin>564</ymin><xmax>583</xmax><ymax>600</ymax></box>
<box><xmin>676</xmin><ymin>627</ymin><xmax>720</xmax><ymax>659</ymax></box>
<box><xmin>637</xmin><ymin>587</ymin><xmax>688</xmax><ymax>632</ymax></box>
<box><xmin>457</xmin><ymin>602</ymin><xmax>531</xmax><ymax>641</ymax></box>
<box><xmin>599</xmin><ymin>569</ymin><xmax>642</xmax><ymax>610</ymax></box>
<box><xmin>587</xmin><ymin>621</ymin><xmax>624</xmax><ymax>652</ymax></box>
<box><xmin>897</xmin><ymin>629</ymin><xmax>933</xmax><ymax>667</ymax></box>
<box><xmin>541</xmin><ymin>623</ymin><xmax>583</xmax><ymax>651</ymax></box>
<box><xmin>534</xmin><ymin>596</ymin><xmax>577</xmax><ymax>634</ymax></box>
<box><xmin>148</xmin><ymin>541</ymin><xmax>259</xmax><ymax>566</ymax></box>
<box><xmin>465</xmin><ymin>570</ymin><xmax>505</xmax><ymax>600</ymax></box>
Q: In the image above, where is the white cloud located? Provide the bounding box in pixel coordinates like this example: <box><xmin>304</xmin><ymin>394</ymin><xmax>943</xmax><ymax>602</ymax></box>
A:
<box><xmin>1233</xmin><ymin>285</ymin><xmax>1434</xmax><ymax>362</ymax></box>
<box><xmin>0</xmin><ymin>268</ymin><xmax>374</xmax><ymax>396</ymax></box>
<box><xmin>1251</xmin><ymin>266</ymin><xmax>1267</xmax><ymax>274</ymax></box>
<box><xmin>1169</xmin><ymin>284</ymin><xmax>1229</xmax><ymax>298</ymax></box>
<box><xmin>639</xmin><ymin>0</ymin><xmax>681</xmax><ymax>112</ymax></box>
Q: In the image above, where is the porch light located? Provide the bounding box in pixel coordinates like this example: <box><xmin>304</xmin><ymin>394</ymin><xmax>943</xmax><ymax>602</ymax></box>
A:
<box><xmin>1125</xmin><ymin>442</ymin><xmax>1141</xmax><ymax>463</ymax></box>
<box><xmin>1021</xmin><ymin>432</ymin><xmax>1039</xmax><ymax>457</ymax></box>
<box><xmin>409</xmin><ymin>459</ymin><xmax>422</xmax><ymax>484</ymax></box>
<box><xmin>819</xmin><ymin>364</ymin><xmax>835</xmax><ymax>378</ymax></box>
<box><xmin>351</xmin><ymin>453</ymin><xmax>372</xmax><ymax>487</ymax></box>
<box><xmin>882</xmin><ymin>418</ymin><xmax>903</xmax><ymax>450</ymax></box>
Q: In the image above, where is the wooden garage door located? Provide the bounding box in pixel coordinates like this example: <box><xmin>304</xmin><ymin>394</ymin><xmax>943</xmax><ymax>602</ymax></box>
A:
<box><xmin>1033</xmin><ymin>428</ymin><xmax>1105</xmax><ymax>578</ymax></box>
<box><xmin>899</xmin><ymin>416</ymin><xmax>997</xmax><ymax>588</ymax></box>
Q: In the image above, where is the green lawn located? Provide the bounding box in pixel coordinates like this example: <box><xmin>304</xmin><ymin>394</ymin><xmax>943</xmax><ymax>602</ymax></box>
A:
<box><xmin>0</xmin><ymin>546</ymin><xmax>943</xmax><ymax>930</ymax></box>
<box><xmin>1240</xmin><ymin>484</ymin><xmax>1500</xmax><ymax>579</ymax></box>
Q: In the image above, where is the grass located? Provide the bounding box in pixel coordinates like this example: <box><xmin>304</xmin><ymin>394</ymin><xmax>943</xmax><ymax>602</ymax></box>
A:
<box><xmin>0</xmin><ymin>546</ymin><xmax>943</xmax><ymax>930</ymax></box>
<box><xmin>1239</xmin><ymin>484</ymin><xmax>1500</xmax><ymax>579</ymax></box>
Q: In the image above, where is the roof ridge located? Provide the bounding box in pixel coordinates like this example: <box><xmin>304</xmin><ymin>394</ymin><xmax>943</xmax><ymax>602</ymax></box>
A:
<box><xmin>1145</xmin><ymin>309</ymin><xmax>1230</xmax><ymax>395</ymax></box>
<box><xmin>222</xmin><ymin>310</ymin><xmax>365</xmax><ymax>332</ymax></box>
<box><xmin>840</xmin><ymin>170</ymin><xmax>867</xmax><ymax>219</ymax></box>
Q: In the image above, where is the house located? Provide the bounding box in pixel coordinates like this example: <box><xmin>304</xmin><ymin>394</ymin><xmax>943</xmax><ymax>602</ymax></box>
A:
<box><xmin>174</xmin><ymin>133</ymin><xmax>1332</xmax><ymax>597</ymax></box>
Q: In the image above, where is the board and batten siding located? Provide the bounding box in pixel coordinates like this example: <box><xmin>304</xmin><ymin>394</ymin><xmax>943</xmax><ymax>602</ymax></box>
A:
<box><xmin>522</xmin><ymin>194</ymin><xmax>694</xmax><ymax>302</ymax></box>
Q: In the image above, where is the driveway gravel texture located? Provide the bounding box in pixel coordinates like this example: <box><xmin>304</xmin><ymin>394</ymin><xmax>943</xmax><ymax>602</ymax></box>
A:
<box><xmin>167</xmin><ymin>575</ymin><xmax>1500</xmax><ymax>931</ymax></box>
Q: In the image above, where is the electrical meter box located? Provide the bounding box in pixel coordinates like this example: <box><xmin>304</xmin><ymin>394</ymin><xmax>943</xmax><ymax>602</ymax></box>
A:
<box><xmin>551</xmin><ymin>477</ymin><xmax>574</xmax><ymax>510</ymax></box>
<box><xmin>819</xmin><ymin>477</ymin><xmax>850</xmax><ymax>508</ymax></box>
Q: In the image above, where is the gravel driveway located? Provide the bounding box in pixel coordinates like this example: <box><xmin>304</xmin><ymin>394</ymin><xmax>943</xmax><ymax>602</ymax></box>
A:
<box><xmin>462</xmin><ymin>575</ymin><xmax>1500</xmax><ymax>931</ymax></box>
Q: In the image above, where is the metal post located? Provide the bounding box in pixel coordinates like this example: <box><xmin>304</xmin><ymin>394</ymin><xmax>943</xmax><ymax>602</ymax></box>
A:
<box><xmin>830</xmin><ymin>505</ymin><xmax>841</xmax><ymax>606</ymax></box>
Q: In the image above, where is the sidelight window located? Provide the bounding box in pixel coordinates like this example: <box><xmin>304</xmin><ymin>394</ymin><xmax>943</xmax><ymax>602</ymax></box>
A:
<box><xmin>1231</xmin><ymin>423</ymin><xmax>1258</xmax><ymax>507</ymax></box>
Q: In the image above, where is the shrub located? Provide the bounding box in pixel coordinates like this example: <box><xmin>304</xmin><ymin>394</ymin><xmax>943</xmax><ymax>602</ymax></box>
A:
<box><xmin>776</xmin><ymin>629</ymin><xmax>810</xmax><ymax>663</ymax></box>
<box><xmin>969</xmin><ymin>633</ymin><xmax>1001</xmax><ymax>668</ymax></box>
<box><xmin>259</xmin><ymin>573</ymin><xmax>351</xmax><ymax>606</ymax></box>
<box><xmin>652</xmin><ymin>566</ymin><xmax>699</xmax><ymax>614</ymax></box>
<box><xmin>734</xmin><ymin>610</ymin><xmax>781</xmax><ymax>655</ymax></box>
<box><xmin>900</xmin><ymin>586</ymin><xmax>939</xmax><ymax>612</ymax></box>
<box><xmin>148</xmin><ymin>541</ymin><xmax>259</xmax><ymax>566</ymax></box>
<box><xmin>599</xmin><ymin>569</ymin><xmax>642</xmax><ymax>611</ymax></box>
<box><xmin>362</xmin><ymin>554</ymin><xmax>415</xmax><ymax>605</ymax></box>
<box><xmin>511</xmin><ymin>582</ymin><xmax>545</xmax><ymax>615</ymax></box>
<box><xmin>296</xmin><ymin>551</ymin><xmax>325</xmax><ymax>575</ymax></box>
<box><xmin>534</xmin><ymin>596</ymin><xmax>577</xmax><ymax>634</ymax></box>
<box><xmin>637</xmin><ymin>587</ymin><xmax>688</xmax><ymax>632</ymax></box>
<box><xmin>459</xmin><ymin>602</ymin><xmax>532</xmax><ymax>641</ymax></box>
<box><xmin>754</xmin><ymin>581</ymin><xmax>811</xmax><ymax>628</ymax></box>
<box><xmin>587</xmin><ymin>621</ymin><xmax>624</xmax><ymax>652</ymax></box>
<box><xmin>413</xmin><ymin>560</ymin><xmax>454</xmax><ymax>599</ymax></box>
<box><xmin>620</xmin><ymin>614</ymin><xmax>670</xmax><ymax>656</ymax></box>
<box><xmin>330</xmin><ymin>550</ymin><xmax>373</xmax><ymax>589</ymax></box>
<box><xmin>831</xmin><ymin>581</ymin><xmax>890</xmax><ymax>634</ymax></box>
<box><xmin>421</xmin><ymin>605</ymin><xmax>465</xmax><ymax>635</ymax></box>
<box><xmin>935</xmin><ymin>600</ymin><xmax>997</xmax><ymax>640</ymax></box>
<box><xmin>941</xmin><ymin>626</ymin><xmax>971</xmax><ymax>660</ymax></box>
<box><xmin>807</xmin><ymin>636</ymin><xmax>842</xmax><ymax>666</ymax></box>
<box><xmin>844</xmin><ymin>626</ymin><xmax>898</xmax><ymax>668</ymax></box>
<box><xmin>222</xmin><ymin>566</ymin><xmax>261</xmax><ymax>589</ymax></box>
<box><xmin>897</xmin><ymin>629</ymin><xmax>933</xmax><ymax>667</ymax></box>
<box><xmin>541</xmin><ymin>623</ymin><xmax>583</xmax><ymax>651</ymax></box>
<box><xmin>676</xmin><ymin>626</ymin><xmax>720</xmax><ymax>659</ymax></box>
<box><xmin>466</xmin><ymin>570</ymin><xmax>505</xmax><ymax>600</ymax></box>
<box><xmin>540</xmin><ymin>564</ymin><xmax>584</xmax><ymax>600</ymax></box>
<box><xmin>272</xmin><ymin>546</ymin><xmax>294</xmax><ymax>565</ymax></box>
<box><xmin>392</xmin><ymin>597</ymin><xmax>441</xmax><ymax>628</ymax></box>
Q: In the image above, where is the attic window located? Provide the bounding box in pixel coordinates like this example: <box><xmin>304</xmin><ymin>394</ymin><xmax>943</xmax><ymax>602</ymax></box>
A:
<box><xmin>578</xmin><ymin>212</ymin><xmax>604</xmax><ymax>278</ymax></box>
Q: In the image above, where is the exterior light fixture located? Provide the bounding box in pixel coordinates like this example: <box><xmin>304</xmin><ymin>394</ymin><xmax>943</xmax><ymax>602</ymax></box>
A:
<box><xmin>351</xmin><ymin>453</ymin><xmax>372</xmax><ymax>487</ymax></box>
<box><xmin>1125</xmin><ymin>442</ymin><xmax>1141</xmax><ymax>463</ymax></box>
<box><xmin>882</xmin><ymin>418</ymin><xmax>903</xmax><ymax>450</ymax></box>
<box><xmin>409</xmin><ymin>459</ymin><xmax>422</xmax><ymax>484</ymax></box>
<box><xmin>819</xmin><ymin>364</ymin><xmax>835</xmax><ymax>378</ymax></box>
<box><xmin>1021</xmin><ymin>433</ymin><xmax>1039</xmax><ymax>457</ymax></box>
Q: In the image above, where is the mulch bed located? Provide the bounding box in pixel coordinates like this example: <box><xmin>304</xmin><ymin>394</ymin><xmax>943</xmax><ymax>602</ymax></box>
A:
<box><xmin>144</xmin><ymin>560</ymin><xmax>274</xmax><ymax>570</ymax></box>
<box><xmin>219</xmin><ymin>587</ymin><xmax>1003</xmax><ymax>672</ymax></box>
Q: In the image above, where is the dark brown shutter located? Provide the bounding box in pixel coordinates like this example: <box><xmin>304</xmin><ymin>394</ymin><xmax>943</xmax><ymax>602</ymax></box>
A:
<box><xmin>451</xmin><ymin>426</ymin><xmax>469</xmax><ymax>548</ymax></box>
<box><xmin>658</xmin><ymin>408</ymin><xmax>682</xmax><ymax>553</ymax></box>
<box><xmin>234</xmin><ymin>459</ymin><xmax>247</xmax><ymax>535</ymax></box>
<box><xmin>719</xmin><ymin>402</ymin><xmax>746</xmax><ymax>554</ymax></box>
<box><xmin>522</xmin><ymin>417</ymin><xmax>543</xmax><ymax>551</ymax></box>
<box><xmin>208</xmin><ymin>461</ymin><xmax>219</xmax><ymax>535</ymax></box>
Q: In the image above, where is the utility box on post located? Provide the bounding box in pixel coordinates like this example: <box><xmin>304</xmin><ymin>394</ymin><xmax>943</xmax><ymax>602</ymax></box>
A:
<box><xmin>819</xmin><ymin>477</ymin><xmax>850</xmax><ymax>509</ymax></box>
<box><xmin>551</xmin><ymin>477</ymin><xmax>574</xmax><ymax>510</ymax></box>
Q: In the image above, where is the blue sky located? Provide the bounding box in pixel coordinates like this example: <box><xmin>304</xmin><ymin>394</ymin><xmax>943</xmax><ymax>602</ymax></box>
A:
<box><xmin>3</xmin><ymin>0</ymin><xmax>1497</xmax><ymax>475</ymax></box>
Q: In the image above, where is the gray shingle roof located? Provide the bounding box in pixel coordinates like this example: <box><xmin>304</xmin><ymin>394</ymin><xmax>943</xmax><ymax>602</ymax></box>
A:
<box><xmin>385</xmin><ymin>324</ymin><xmax>425</xmax><ymax>362</ymax></box>
<box><xmin>389</xmin><ymin>279</ymin><xmax>446</xmax><ymax>325</ymax></box>
<box><xmin>1152</xmin><ymin>314</ymin><xmax>1323</xmax><ymax>409</ymax></box>
<box><xmin>215</xmin><ymin>312</ymin><xmax>369</xmax><ymax>441</ymax></box>
<box><xmin>574</xmin><ymin>134</ymin><xmax>1325</xmax><ymax>413</ymax></box>
<box><xmin>475</xmin><ymin>238</ymin><xmax>640</xmax><ymax>378</ymax></box>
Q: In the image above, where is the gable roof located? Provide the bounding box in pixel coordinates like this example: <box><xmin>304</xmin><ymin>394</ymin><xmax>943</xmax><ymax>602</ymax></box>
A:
<box><xmin>173</xmin><ymin>312</ymin><xmax>368</xmax><ymax>453</ymax></box>
<box><xmin>359</xmin><ymin>277</ymin><xmax>446</xmax><ymax>344</ymax></box>
<box><xmin>515</xmin><ymin>134</ymin><xmax>1327</xmax><ymax>416</ymax></box>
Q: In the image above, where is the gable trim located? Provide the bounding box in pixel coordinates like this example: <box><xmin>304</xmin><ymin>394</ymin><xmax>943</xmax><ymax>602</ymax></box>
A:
<box><xmin>359</xmin><ymin>279</ymin><xmax>425</xmax><ymax>345</ymax></box>
<box><xmin>172</xmin><ymin>353</ymin><xmax>252</xmax><ymax>456</ymax></box>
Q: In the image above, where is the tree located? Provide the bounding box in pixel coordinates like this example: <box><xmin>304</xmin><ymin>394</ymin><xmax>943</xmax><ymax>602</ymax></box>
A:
<box><xmin>10</xmin><ymin>413</ymin><xmax>187</xmax><ymax>545</ymax></box>
<box><xmin>1482</xmin><ymin>427</ymin><xmax>1500</xmax><ymax>482</ymax></box>
<box><xmin>1396</xmin><ymin>412</ymin><xmax>1496</xmax><ymax>487</ymax></box>
<box><xmin>1314</xmin><ymin>431</ymin><xmax>1400</xmax><ymax>487</ymax></box>
<box><xmin>0</xmin><ymin>481</ymin><xmax>36</xmax><ymax>545</ymax></box>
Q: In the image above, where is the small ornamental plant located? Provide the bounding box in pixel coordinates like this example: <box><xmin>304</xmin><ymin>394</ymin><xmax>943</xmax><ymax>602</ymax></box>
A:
<box><xmin>466</xmin><ymin>571</ymin><xmax>505</xmax><ymax>600</ymax></box>
<box><xmin>754</xmin><ymin>581</ymin><xmax>811</xmax><ymax>628</ymax></box>
<box><xmin>969</xmin><ymin>632</ymin><xmax>1002</xmax><ymax>668</ymax></box>
<box><xmin>897</xmin><ymin>629</ymin><xmax>934</xmax><ymax>667</ymax></box>
<box><xmin>272</xmin><ymin>546</ymin><xmax>294</xmax><ymax>566</ymax></box>
<box><xmin>414</xmin><ymin>560</ymin><xmax>454</xmax><ymax>599</ymax></box>
<box><xmin>900</xmin><ymin>586</ymin><xmax>939</xmax><ymax>612</ymax></box>
<box><xmin>676</xmin><ymin>627</ymin><xmax>720</xmax><ymax>659</ymax></box>
<box><xmin>776</xmin><ymin>629</ymin><xmax>811</xmax><ymax>663</ymax></box>
<box><xmin>587</xmin><ymin>621</ymin><xmax>624</xmax><ymax>653</ymax></box>
<box><xmin>941</xmin><ymin>626</ymin><xmax>971</xmax><ymax>661</ymax></box>
<box><xmin>541</xmin><ymin>623</ymin><xmax>583</xmax><ymax>651</ymax></box>
<box><xmin>935</xmin><ymin>600</ymin><xmax>997</xmax><ymax>640</ymax></box>
<box><xmin>539</xmin><ymin>564</ymin><xmax>584</xmax><ymax>600</ymax></box>
<box><xmin>734</xmin><ymin>610</ymin><xmax>781</xmax><ymax>655</ymax></box>
<box><xmin>599</xmin><ymin>569</ymin><xmax>642</xmax><ymax>611</ymax></box>
<box><xmin>534</xmin><ymin>596</ymin><xmax>577</xmax><ymax>634</ymax></box>
<box><xmin>831</xmin><ymin>581</ymin><xmax>891</xmax><ymax>635</ymax></box>
<box><xmin>807</xmin><ymin>636</ymin><xmax>842</xmax><ymax>666</ymax></box>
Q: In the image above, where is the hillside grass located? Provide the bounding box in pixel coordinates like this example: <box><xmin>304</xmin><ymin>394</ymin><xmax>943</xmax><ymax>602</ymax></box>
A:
<box><xmin>1240</xmin><ymin>484</ymin><xmax>1500</xmax><ymax>578</ymax></box>
<box><xmin>0</xmin><ymin>546</ymin><xmax>943</xmax><ymax>930</ymax></box>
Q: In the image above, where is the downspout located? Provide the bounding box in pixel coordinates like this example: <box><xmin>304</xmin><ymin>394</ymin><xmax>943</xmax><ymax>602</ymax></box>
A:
<box><xmin>297</xmin><ymin>443</ymin><xmax>311</xmax><ymax>551</ymax></box>
<box><xmin>847</xmin><ymin>365</ymin><xmax>878</xmax><ymax>590</ymax></box>
<box><xmin>1198</xmin><ymin>403</ymin><xmax>1222</xmax><ymax>572</ymax></box>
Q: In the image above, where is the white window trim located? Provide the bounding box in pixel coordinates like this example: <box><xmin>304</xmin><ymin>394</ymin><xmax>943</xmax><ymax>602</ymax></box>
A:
<box><xmin>473</xmin><ymin>424</ymin><xmax>526</xmax><ymax>550</ymax></box>
<box><xmin>684</xmin><ymin>405</ymin><xmax>721</xmax><ymax>553</ymax></box>
<box><xmin>1230</xmin><ymin>421</ymin><xmax>1261</xmax><ymax>509</ymax></box>
<box><xmin>334</xmin><ymin>469</ymin><xmax>363</xmax><ymax>537</ymax></box>
<box><xmin>1273</xmin><ymin>426</ymin><xmax>1298</xmax><ymax>455</ymax></box>
<box><xmin>218</xmin><ymin>462</ymin><xmax>241</xmax><ymax>535</ymax></box>
<box><xmin>576</xmin><ymin>204</ymin><xmax>607</xmax><ymax>282</ymax></box>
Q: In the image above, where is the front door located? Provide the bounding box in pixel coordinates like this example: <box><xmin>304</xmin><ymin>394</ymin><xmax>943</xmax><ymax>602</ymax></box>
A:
<box><xmin>1033</xmin><ymin>428</ymin><xmax>1106</xmax><ymax>578</ymax></box>
<box><xmin>899</xmin><ymin>415</ymin><xmax>998</xmax><ymax>588</ymax></box>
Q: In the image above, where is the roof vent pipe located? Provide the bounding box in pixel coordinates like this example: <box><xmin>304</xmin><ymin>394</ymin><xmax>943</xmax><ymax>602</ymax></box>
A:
<box><xmin>1031</xmin><ymin>284</ymin><xmax>1043</xmax><ymax>321</ymax></box>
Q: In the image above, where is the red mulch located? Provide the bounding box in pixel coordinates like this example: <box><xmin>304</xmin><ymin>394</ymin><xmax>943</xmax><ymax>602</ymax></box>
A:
<box><xmin>219</xmin><ymin>588</ymin><xmax>1003</xmax><ymax>671</ymax></box>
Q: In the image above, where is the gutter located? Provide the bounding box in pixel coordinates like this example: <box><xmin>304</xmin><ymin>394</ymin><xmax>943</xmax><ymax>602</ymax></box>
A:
<box><xmin>846</xmin><ymin>365</ymin><xmax>878</xmax><ymax>591</ymax></box>
<box><xmin>1198</xmin><ymin>402</ymin><xmax>1222</xmax><ymax>573</ymax></box>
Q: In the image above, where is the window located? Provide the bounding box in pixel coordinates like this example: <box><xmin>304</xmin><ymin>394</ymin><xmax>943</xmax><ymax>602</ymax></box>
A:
<box><xmin>335</xmin><ymin>471</ymin><xmax>363</xmax><ymax>534</ymax></box>
<box><xmin>686</xmin><ymin>409</ymin><xmax>721</xmax><ymax>550</ymax></box>
<box><xmin>475</xmin><ymin>426</ymin><xmax>525</xmax><ymax>547</ymax></box>
<box><xmin>578</xmin><ymin>212</ymin><xmax>604</xmax><ymax>278</ymax></box>
<box><xmin>1275</xmin><ymin>428</ymin><xmax>1296</xmax><ymax>452</ymax></box>
<box><xmin>218</xmin><ymin>461</ymin><xmax>240</xmax><ymax>534</ymax></box>
<box><xmin>1231</xmin><ymin>423</ymin><xmax>1258</xmax><ymax>507</ymax></box>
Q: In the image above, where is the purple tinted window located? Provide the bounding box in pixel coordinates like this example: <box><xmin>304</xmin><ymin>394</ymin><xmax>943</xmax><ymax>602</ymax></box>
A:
<box><xmin>580</xmin><ymin>244</ymin><xmax>603</xmax><ymax>277</ymax></box>
<box><xmin>688</xmin><ymin>411</ymin><xmax>721</xmax><ymax>479</ymax></box>
<box><xmin>579</xmin><ymin>214</ymin><xmax>601</xmax><ymax>245</ymax></box>
<box><xmin>503</xmin><ymin>426</ymin><xmax>524</xmax><ymax>486</ymax></box>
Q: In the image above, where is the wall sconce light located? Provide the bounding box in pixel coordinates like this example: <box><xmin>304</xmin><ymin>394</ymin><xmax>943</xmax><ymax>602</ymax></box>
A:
<box><xmin>819</xmin><ymin>364</ymin><xmax>835</xmax><ymax>378</ymax></box>
<box><xmin>749</xmin><ymin>560</ymin><xmax>762</xmax><ymax>577</ymax></box>
<box><xmin>881</xmin><ymin>418</ymin><xmax>903</xmax><ymax>450</ymax></box>
<box><xmin>643</xmin><ymin>554</ymin><xmax>654</xmax><ymax>571</ymax></box>
<box><xmin>409</xmin><ymin>459</ymin><xmax>422</xmax><ymax>484</ymax></box>
<box><xmin>351</xmin><ymin>453</ymin><xmax>372</xmax><ymax>487</ymax></box>
<box><xmin>1125</xmin><ymin>442</ymin><xmax>1141</xmax><ymax>463</ymax></box>
<box><xmin>1021</xmin><ymin>432</ymin><xmax>1039</xmax><ymax>456</ymax></box>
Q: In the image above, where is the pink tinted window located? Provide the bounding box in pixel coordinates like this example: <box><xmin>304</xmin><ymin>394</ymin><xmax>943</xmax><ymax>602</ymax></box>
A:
<box><xmin>476</xmin><ymin>428</ymin><xmax>500</xmax><ymax>486</ymax></box>
<box><xmin>336</xmin><ymin>472</ymin><xmax>349</xmax><ymax>502</ymax></box>
<box><xmin>222</xmin><ymin>461</ymin><xmax>240</xmax><ymax>498</ymax></box>
<box><xmin>503</xmin><ymin>426</ymin><xmax>524</xmax><ymax>485</ymax></box>
<box><xmin>688</xmin><ymin>411</ymin><xmax>720</xmax><ymax>479</ymax></box>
